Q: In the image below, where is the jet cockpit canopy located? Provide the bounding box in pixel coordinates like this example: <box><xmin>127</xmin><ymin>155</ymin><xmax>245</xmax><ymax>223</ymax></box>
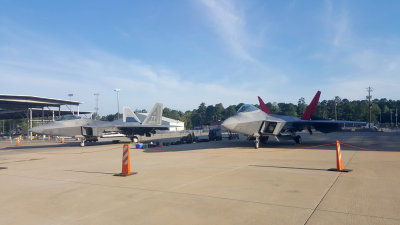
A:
<box><xmin>237</xmin><ymin>104</ymin><xmax>259</xmax><ymax>114</ymax></box>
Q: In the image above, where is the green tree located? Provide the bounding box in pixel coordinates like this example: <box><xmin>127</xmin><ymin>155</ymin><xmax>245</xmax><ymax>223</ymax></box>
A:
<box><xmin>278</xmin><ymin>103</ymin><xmax>297</xmax><ymax>117</ymax></box>
<box><xmin>297</xmin><ymin>97</ymin><xmax>307</xmax><ymax>117</ymax></box>
<box><xmin>223</xmin><ymin>105</ymin><xmax>237</xmax><ymax>119</ymax></box>
<box><xmin>214</xmin><ymin>103</ymin><xmax>224</xmax><ymax>121</ymax></box>
<box><xmin>205</xmin><ymin>105</ymin><xmax>215</xmax><ymax>124</ymax></box>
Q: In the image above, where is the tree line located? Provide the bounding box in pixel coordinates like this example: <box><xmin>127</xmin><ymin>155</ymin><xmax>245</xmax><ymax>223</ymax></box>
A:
<box><xmin>88</xmin><ymin>97</ymin><xmax>400</xmax><ymax>128</ymax></box>
<box><xmin>161</xmin><ymin>97</ymin><xmax>400</xmax><ymax>128</ymax></box>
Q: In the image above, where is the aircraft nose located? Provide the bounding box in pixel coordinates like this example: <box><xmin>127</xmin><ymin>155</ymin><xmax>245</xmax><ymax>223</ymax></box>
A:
<box><xmin>29</xmin><ymin>126</ymin><xmax>43</xmax><ymax>134</ymax></box>
<box><xmin>222</xmin><ymin>117</ymin><xmax>238</xmax><ymax>131</ymax></box>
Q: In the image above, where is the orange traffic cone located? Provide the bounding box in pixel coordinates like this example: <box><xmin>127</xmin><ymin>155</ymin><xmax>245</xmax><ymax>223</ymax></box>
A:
<box><xmin>336</xmin><ymin>140</ymin><xmax>343</xmax><ymax>171</ymax></box>
<box><xmin>17</xmin><ymin>137</ymin><xmax>20</xmax><ymax>146</ymax></box>
<box><xmin>329</xmin><ymin>140</ymin><xmax>351</xmax><ymax>172</ymax></box>
<box><xmin>61</xmin><ymin>137</ymin><xmax>64</xmax><ymax>144</ymax></box>
<box><xmin>114</xmin><ymin>144</ymin><xmax>136</xmax><ymax>176</ymax></box>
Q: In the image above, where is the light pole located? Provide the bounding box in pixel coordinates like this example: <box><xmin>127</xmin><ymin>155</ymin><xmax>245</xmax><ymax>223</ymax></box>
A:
<box><xmin>366</xmin><ymin>86</ymin><xmax>373</xmax><ymax>128</ymax></box>
<box><xmin>94</xmin><ymin>93</ymin><xmax>100</xmax><ymax>120</ymax></box>
<box><xmin>68</xmin><ymin>93</ymin><xmax>74</xmax><ymax>115</ymax></box>
<box><xmin>114</xmin><ymin>89</ymin><xmax>121</xmax><ymax>119</ymax></box>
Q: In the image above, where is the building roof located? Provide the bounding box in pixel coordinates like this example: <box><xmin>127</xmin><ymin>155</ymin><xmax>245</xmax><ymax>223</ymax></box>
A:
<box><xmin>0</xmin><ymin>94</ymin><xmax>82</xmax><ymax>109</ymax></box>
<box><xmin>0</xmin><ymin>108</ymin><xmax>92</xmax><ymax>120</ymax></box>
<box><xmin>0</xmin><ymin>94</ymin><xmax>86</xmax><ymax>120</ymax></box>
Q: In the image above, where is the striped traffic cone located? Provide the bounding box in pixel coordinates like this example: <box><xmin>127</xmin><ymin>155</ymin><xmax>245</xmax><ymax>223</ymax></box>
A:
<box><xmin>329</xmin><ymin>140</ymin><xmax>351</xmax><ymax>172</ymax></box>
<box><xmin>114</xmin><ymin>144</ymin><xmax>137</xmax><ymax>176</ymax></box>
<box><xmin>336</xmin><ymin>140</ymin><xmax>343</xmax><ymax>171</ymax></box>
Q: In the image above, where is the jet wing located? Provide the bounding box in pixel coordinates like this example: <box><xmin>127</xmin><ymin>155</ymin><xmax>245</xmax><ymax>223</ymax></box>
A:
<box><xmin>115</xmin><ymin>124</ymin><xmax>169</xmax><ymax>136</ymax></box>
<box><xmin>290</xmin><ymin>120</ymin><xmax>366</xmax><ymax>133</ymax></box>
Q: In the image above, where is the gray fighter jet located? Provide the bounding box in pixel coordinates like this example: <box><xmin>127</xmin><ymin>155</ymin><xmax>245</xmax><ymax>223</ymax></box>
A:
<box><xmin>222</xmin><ymin>91</ymin><xmax>366</xmax><ymax>148</ymax></box>
<box><xmin>30</xmin><ymin>103</ymin><xmax>169</xmax><ymax>146</ymax></box>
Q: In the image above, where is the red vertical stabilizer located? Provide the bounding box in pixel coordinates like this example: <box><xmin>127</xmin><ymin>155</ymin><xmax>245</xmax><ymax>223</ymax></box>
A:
<box><xmin>301</xmin><ymin>91</ymin><xmax>321</xmax><ymax>120</ymax></box>
<box><xmin>258</xmin><ymin>96</ymin><xmax>272</xmax><ymax>114</ymax></box>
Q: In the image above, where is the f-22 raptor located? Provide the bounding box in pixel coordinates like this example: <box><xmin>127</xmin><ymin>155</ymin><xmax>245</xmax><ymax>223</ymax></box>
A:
<box><xmin>30</xmin><ymin>103</ymin><xmax>169</xmax><ymax>146</ymax></box>
<box><xmin>222</xmin><ymin>91</ymin><xmax>366</xmax><ymax>148</ymax></box>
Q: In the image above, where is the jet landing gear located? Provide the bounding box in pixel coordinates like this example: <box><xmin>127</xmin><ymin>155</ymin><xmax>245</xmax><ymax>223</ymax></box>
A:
<box><xmin>254</xmin><ymin>136</ymin><xmax>269</xmax><ymax>149</ymax></box>
<box><xmin>80</xmin><ymin>137</ymin><xmax>98</xmax><ymax>147</ymax></box>
<box><xmin>294</xmin><ymin>135</ymin><xmax>302</xmax><ymax>144</ymax></box>
<box><xmin>130</xmin><ymin>136</ymin><xmax>139</xmax><ymax>143</ymax></box>
<box><xmin>255</xmin><ymin>137</ymin><xmax>260</xmax><ymax>149</ymax></box>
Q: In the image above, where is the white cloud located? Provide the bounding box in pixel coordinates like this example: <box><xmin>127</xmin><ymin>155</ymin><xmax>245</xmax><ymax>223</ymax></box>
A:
<box><xmin>310</xmin><ymin>1</ymin><xmax>400</xmax><ymax>101</ymax></box>
<box><xmin>199</xmin><ymin>0</ymin><xmax>255</xmax><ymax>62</ymax></box>
<box><xmin>322</xmin><ymin>0</ymin><xmax>352</xmax><ymax>49</ymax></box>
<box><xmin>0</xmin><ymin>27</ymin><xmax>263</xmax><ymax>115</ymax></box>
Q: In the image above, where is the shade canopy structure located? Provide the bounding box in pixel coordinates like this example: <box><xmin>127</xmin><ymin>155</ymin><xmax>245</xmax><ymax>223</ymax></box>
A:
<box><xmin>0</xmin><ymin>94</ymin><xmax>90</xmax><ymax>121</ymax></box>
<box><xmin>0</xmin><ymin>108</ymin><xmax>92</xmax><ymax>120</ymax></box>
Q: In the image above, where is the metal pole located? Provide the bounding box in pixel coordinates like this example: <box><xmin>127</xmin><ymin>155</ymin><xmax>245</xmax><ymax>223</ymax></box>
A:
<box><xmin>396</xmin><ymin>108</ymin><xmax>398</xmax><ymax>127</ymax></box>
<box><xmin>29</xmin><ymin>108</ymin><xmax>32</xmax><ymax>140</ymax></box>
<box><xmin>117</xmin><ymin>92</ymin><xmax>120</xmax><ymax>119</ymax></box>
<box><xmin>94</xmin><ymin>93</ymin><xmax>100</xmax><ymax>120</ymax></box>
<box><xmin>68</xmin><ymin>94</ymin><xmax>74</xmax><ymax>115</ymax></box>
<box><xmin>114</xmin><ymin>89</ymin><xmax>121</xmax><ymax>119</ymax></box>
<box><xmin>42</xmin><ymin>108</ymin><xmax>44</xmax><ymax>125</ymax></box>
<box><xmin>390</xmin><ymin>109</ymin><xmax>393</xmax><ymax>127</ymax></box>
<box><xmin>334</xmin><ymin>103</ymin><xmax>337</xmax><ymax>120</ymax></box>
<box><xmin>366</xmin><ymin>86</ymin><xmax>373</xmax><ymax>128</ymax></box>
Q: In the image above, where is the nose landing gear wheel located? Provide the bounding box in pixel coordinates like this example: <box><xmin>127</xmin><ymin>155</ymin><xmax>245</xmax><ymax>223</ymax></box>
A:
<box><xmin>255</xmin><ymin>137</ymin><xmax>260</xmax><ymax>149</ymax></box>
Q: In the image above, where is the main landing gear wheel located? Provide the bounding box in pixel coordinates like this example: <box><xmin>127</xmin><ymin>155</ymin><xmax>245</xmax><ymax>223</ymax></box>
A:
<box><xmin>294</xmin><ymin>135</ymin><xmax>302</xmax><ymax>144</ymax></box>
<box><xmin>130</xmin><ymin>136</ymin><xmax>139</xmax><ymax>143</ymax></box>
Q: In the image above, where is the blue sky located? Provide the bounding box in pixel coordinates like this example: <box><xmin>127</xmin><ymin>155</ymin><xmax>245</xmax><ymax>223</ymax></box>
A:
<box><xmin>1</xmin><ymin>0</ymin><xmax>399</xmax><ymax>115</ymax></box>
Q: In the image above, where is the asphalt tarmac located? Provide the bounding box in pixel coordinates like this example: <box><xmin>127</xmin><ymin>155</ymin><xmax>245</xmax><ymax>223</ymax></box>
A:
<box><xmin>1</xmin><ymin>132</ymin><xmax>399</xmax><ymax>225</ymax></box>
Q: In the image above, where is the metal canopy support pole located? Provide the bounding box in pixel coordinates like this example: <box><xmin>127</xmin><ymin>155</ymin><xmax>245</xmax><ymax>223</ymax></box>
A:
<box><xmin>52</xmin><ymin>110</ymin><xmax>55</xmax><ymax>121</ymax></box>
<box><xmin>77</xmin><ymin>105</ymin><xmax>80</xmax><ymax>116</ymax></box>
<box><xmin>26</xmin><ymin>109</ymin><xmax>29</xmax><ymax>134</ymax></box>
<box><xmin>29</xmin><ymin>108</ymin><xmax>33</xmax><ymax>140</ymax></box>
<box><xmin>59</xmin><ymin>106</ymin><xmax>61</xmax><ymax>117</ymax></box>
<box><xmin>42</xmin><ymin>108</ymin><xmax>44</xmax><ymax>125</ymax></box>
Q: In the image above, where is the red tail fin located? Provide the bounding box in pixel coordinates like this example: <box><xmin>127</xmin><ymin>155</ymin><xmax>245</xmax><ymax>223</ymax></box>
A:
<box><xmin>301</xmin><ymin>91</ymin><xmax>321</xmax><ymax>120</ymax></box>
<box><xmin>258</xmin><ymin>96</ymin><xmax>272</xmax><ymax>114</ymax></box>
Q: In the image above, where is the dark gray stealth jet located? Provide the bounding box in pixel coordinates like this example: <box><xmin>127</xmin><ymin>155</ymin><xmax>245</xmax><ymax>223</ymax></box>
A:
<box><xmin>30</xmin><ymin>103</ymin><xmax>169</xmax><ymax>146</ymax></box>
<box><xmin>222</xmin><ymin>91</ymin><xmax>366</xmax><ymax>148</ymax></box>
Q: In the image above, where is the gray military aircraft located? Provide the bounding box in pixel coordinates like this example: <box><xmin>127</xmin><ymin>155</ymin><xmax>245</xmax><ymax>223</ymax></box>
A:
<box><xmin>222</xmin><ymin>91</ymin><xmax>366</xmax><ymax>148</ymax></box>
<box><xmin>30</xmin><ymin>103</ymin><xmax>169</xmax><ymax>146</ymax></box>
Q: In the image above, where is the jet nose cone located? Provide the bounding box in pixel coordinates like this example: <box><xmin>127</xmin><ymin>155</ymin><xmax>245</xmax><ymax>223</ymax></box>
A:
<box><xmin>29</xmin><ymin>126</ymin><xmax>42</xmax><ymax>134</ymax></box>
<box><xmin>222</xmin><ymin>117</ymin><xmax>238</xmax><ymax>131</ymax></box>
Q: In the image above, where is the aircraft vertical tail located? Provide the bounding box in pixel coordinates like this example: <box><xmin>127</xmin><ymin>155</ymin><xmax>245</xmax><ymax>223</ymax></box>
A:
<box><xmin>142</xmin><ymin>103</ymin><xmax>163</xmax><ymax>125</ymax></box>
<box><xmin>301</xmin><ymin>91</ymin><xmax>321</xmax><ymax>120</ymax></box>
<box><xmin>257</xmin><ymin>96</ymin><xmax>272</xmax><ymax>114</ymax></box>
<box><xmin>123</xmin><ymin>106</ymin><xmax>141</xmax><ymax>123</ymax></box>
